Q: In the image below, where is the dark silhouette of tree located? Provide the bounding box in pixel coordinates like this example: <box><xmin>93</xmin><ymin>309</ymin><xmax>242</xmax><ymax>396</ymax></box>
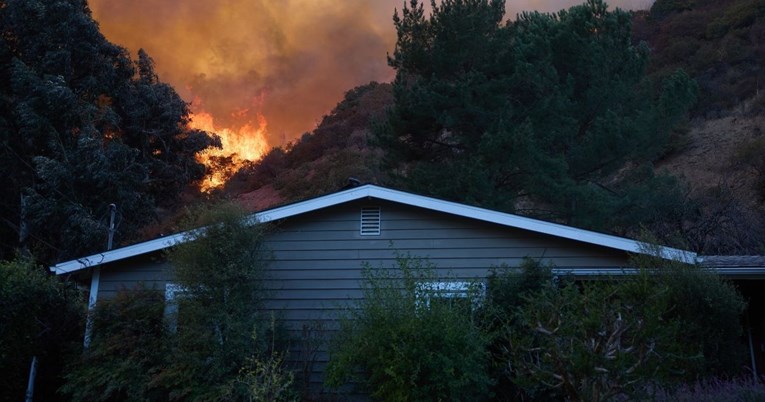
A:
<box><xmin>0</xmin><ymin>0</ymin><xmax>217</xmax><ymax>263</ymax></box>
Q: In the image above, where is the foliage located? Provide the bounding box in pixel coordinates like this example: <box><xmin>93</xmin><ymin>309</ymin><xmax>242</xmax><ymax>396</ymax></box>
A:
<box><xmin>62</xmin><ymin>204</ymin><xmax>297</xmax><ymax>402</ymax></box>
<box><xmin>0</xmin><ymin>0</ymin><xmax>217</xmax><ymax>264</ymax></box>
<box><xmin>490</xmin><ymin>253</ymin><xmax>747</xmax><ymax>401</ymax></box>
<box><xmin>0</xmin><ymin>257</ymin><xmax>83</xmax><ymax>402</ymax></box>
<box><xmin>484</xmin><ymin>259</ymin><xmax>554</xmax><ymax>318</ymax></box>
<box><xmin>651</xmin><ymin>376</ymin><xmax>765</xmax><ymax>401</ymax></box>
<box><xmin>637</xmin><ymin>0</ymin><xmax>765</xmax><ymax>115</ymax></box>
<box><xmin>229</xmin><ymin>81</ymin><xmax>392</xmax><ymax>203</ymax></box>
<box><xmin>325</xmin><ymin>255</ymin><xmax>491</xmax><ymax>401</ymax></box>
<box><xmin>380</xmin><ymin>0</ymin><xmax>697</xmax><ymax>231</ymax></box>
<box><xmin>160</xmin><ymin>202</ymin><xmax>275</xmax><ymax>401</ymax></box>
<box><xmin>235</xmin><ymin>314</ymin><xmax>298</xmax><ymax>402</ymax></box>
<box><xmin>503</xmin><ymin>273</ymin><xmax>702</xmax><ymax>401</ymax></box>
<box><xmin>632</xmin><ymin>249</ymin><xmax>748</xmax><ymax>376</ymax></box>
<box><xmin>60</xmin><ymin>285</ymin><xmax>168</xmax><ymax>402</ymax></box>
<box><xmin>480</xmin><ymin>259</ymin><xmax>557</xmax><ymax>400</ymax></box>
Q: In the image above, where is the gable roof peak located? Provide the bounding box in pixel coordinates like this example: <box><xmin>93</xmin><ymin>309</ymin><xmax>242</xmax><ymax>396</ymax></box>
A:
<box><xmin>51</xmin><ymin>184</ymin><xmax>696</xmax><ymax>275</ymax></box>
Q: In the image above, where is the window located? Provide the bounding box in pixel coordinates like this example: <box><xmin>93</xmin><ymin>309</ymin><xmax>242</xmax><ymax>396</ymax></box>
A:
<box><xmin>360</xmin><ymin>207</ymin><xmax>381</xmax><ymax>235</ymax></box>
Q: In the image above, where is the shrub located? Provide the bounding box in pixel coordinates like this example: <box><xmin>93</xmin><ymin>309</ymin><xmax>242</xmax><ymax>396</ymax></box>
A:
<box><xmin>60</xmin><ymin>285</ymin><xmax>168</xmax><ymax>402</ymax></box>
<box><xmin>489</xmin><ymin>250</ymin><xmax>748</xmax><ymax>401</ymax></box>
<box><xmin>633</xmin><ymin>251</ymin><xmax>748</xmax><ymax>376</ymax></box>
<box><xmin>480</xmin><ymin>259</ymin><xmax>557</xmax><ymax>400</ymax></box>
<box><xmin>235</xmin><ymin>315</ymin><xmax>298</xmax><ymax>402</ymax></box>
<box><xmin>325</xmin><ymin>255</ymin><xmax>491</xmax><ymax>401</ymax></box>
<box><xmin>160</xmin><ymin>202</ymin><xmax>277</xmax><ymax>400</ymax></box>
<box><xmin>502</xmin><ymin>274</ymin><xmax>694</xmax><ymax>402</ymax></box>
<box><xmin>652</xmin><ymin>377</ymin><xmax>765</xmax><ymax>401</ymax></box>
<box><xmin>0</xmin><ymin>257</ymin><xmax>83</xmax><ymax>402</ymax></box>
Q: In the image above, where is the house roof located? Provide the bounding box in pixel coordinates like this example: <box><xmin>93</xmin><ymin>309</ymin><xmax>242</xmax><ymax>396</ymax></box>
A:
<box><xmin>50</xmin><ymin>184</ymin><xmax>696</xmax><ymax>275</ymax></box>
<box><xmin>697</xmin><ymin>255</ymin><xmax>765</xmax><ymax>278</ymax></box>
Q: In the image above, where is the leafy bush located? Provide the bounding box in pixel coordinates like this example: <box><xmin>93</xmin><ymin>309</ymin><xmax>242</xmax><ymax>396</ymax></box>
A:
<box><xmin>502</xmin><ymin>274</ymin><xmax>694</xmax><ymax>402</ymax></box>
<box><xmin>0</xmin><ymin>257</ymin><xmax>83</xmax><ymax>402</ymax></box>
<box><xmin>480</xmin><ymin>259</ymin><xmax>558</xmax><ymax>400</ymax></box>
<box><xmin>235</xmin><ymin>315</ymin><xmax>298</xmax><ymax>402</ymax></box>
<box><xmin>488</xmin><ymin>253</ymin><xmax>747</xmax><ymax>401</ymax></box>
<box><xmin>61</xmin><ymin>285</ymin><xmax>168</xmax><ymax>402</ymax></box>
<box><xmin>326</xmin><ymin>255</ymin><xmax>491</xmax><ymax>401</ymax></box>
<box><xmin>62</xmin><ymin>203</ymin><xmax>298</xmax><ymax>402</ymax></box>
<box><xmin>160</xmin><ymin>202</ymin><xmax>278</xmax><ymax>400</ymax></box>
<box><xmin>652</xmin><ymin>377</ymin><xmax>765</xmax><ymax>401</ymax></box>
<box><xmin>633</xmin><ymin>251</ymin><xmax>747</xmax><ymax>376</ymax></box>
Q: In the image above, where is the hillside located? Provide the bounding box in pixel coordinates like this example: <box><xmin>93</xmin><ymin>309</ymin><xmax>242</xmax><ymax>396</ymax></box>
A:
<box><xmin>222</xmin><ymin>82</ymin><xmax>393</xmax><ymax>210</ymax></box>
<box><xmin>200</xmin><ymin>0</ymin><xmax>765</xmax><ymax>255</ymax></box>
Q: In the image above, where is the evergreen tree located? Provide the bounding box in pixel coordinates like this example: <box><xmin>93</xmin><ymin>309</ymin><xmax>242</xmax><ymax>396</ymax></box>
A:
<box><xmin>380</xmin><ymin>0</ymin><xmax>697</xmax><ymax>232</ymax></box>
<box><xmin>0</xmin><ymin>0</ymin><xmax>217</xmax><ymax>264</ymax></box>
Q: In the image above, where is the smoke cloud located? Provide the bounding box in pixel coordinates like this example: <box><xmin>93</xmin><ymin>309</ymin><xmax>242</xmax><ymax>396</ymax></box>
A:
<box><xmin>506</xmin><ymin>0</ymin><xmax>654</xmax><ymax>15</ymax></box>
<box><xmin>89</xmin><ymin>0</ymin><xmax>654</xmax><ymax>146</ymax></box>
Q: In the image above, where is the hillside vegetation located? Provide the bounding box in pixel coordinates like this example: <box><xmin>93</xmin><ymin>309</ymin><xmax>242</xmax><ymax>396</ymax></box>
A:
<box><xmin>3</xmin><ymin>0</ymin><xmax>764</xmax><ymax>264</ymax></box>
<box><xmin>229</xmin><ymin>0</ymin><xmax>765</xmax><ymax>255</ymax></box>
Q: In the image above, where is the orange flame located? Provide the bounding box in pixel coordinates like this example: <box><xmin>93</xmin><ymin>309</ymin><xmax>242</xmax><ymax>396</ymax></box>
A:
<box><xmin>190</xmin><ymin>110</ymin><xmax>269</xmax><ymax>192</ymax></box>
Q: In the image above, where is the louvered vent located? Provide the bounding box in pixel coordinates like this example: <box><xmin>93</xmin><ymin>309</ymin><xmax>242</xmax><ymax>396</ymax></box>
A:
<box><xmin>360</xmin><ymin>207</ymin><xmax>381</xmax><ymax>236</ymax></box>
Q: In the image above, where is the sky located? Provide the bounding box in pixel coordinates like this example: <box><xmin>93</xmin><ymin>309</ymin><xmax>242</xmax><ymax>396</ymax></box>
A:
<box><xmin>89</xmin><ymin>0</ymin><xmax>655</xmax><ymax>148</ymax></box>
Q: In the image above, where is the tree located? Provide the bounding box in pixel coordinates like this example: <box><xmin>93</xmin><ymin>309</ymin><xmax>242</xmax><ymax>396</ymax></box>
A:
<box><xmin>0</xmin><ymin>257</ymin><xmax>83</xmax><ymax>402</ymax></box>
<box><xmin>159</xmin><ymin>203</ymin><xmax>277</xmax><ymax>401</ymax></box>
<box><xmin>0</xmin><ymin>0</ymin><xmax>217</xmax><ymax>264</ymax></box>
<box><xmin>379</xmin><ymin>0</ymin><xmax>697</xmax><ymax>232</ymax></box>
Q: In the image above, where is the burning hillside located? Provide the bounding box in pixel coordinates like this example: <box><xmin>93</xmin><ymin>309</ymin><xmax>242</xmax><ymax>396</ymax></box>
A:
<box><xmin>87</xmin><ymin>0</ymin><xmax>652</xmax><ymax>190</ymax></box>
<box><xmin>88</xmin><ymin>0</ymin><xmax>395</xmax><ymax>189</ymax></box>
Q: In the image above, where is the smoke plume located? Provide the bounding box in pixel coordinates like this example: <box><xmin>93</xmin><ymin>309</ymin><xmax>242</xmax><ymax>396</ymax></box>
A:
<box><xmin>90</xmin><ymin>0</ymin><xmax>395</xmax><ymax>146</ymax></box>
<box><xmin>89</xmin><ymin>0</ymin><xmax>653</xmax><ymax>147</ymax></box>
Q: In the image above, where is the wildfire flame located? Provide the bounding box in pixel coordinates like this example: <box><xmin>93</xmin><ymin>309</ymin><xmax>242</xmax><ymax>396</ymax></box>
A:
<box><xmin>190</xmin><ymin>110</ymin><xmax>269</xmax><ymax>192</ymax></box>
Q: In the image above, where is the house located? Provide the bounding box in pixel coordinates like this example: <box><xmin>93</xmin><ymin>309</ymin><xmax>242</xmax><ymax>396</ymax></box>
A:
<box><xmin>52</xmin><ymin>184</ymin><xmax>708</xmax><ymax>390</ymax></box>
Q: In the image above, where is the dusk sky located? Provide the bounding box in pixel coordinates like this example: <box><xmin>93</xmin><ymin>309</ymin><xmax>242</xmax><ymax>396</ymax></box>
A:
<box><xmin>89</xmin><ymin>0</ymin><xmax>655</xmax><ymax>147</ymax></box>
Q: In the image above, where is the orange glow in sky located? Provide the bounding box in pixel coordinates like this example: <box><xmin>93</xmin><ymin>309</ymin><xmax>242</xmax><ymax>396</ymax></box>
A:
<box><xmin>88</xmin><ymin>0</ymin><xmax>652</xmax><ymax>189</ymax></box>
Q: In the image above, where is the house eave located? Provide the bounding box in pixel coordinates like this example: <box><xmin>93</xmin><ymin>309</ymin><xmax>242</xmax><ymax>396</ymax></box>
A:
<box><xmin>50</xmin><ymin>184</ymin><xmax>697</xmax><ymax>275</ymax></box>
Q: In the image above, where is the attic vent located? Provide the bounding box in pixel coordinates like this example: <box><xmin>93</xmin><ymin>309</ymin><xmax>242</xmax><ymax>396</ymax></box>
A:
<box><xmin>360</xmin><ymin>207</ymin><xmax>381</xmax><ymax>236</ymax></box>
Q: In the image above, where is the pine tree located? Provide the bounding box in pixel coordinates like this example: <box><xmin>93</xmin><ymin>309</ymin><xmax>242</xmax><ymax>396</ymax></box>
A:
<box><xmin>380</xmin><ymin>0</ymin><xmax>698</xmax><ymax>232</ymax></box>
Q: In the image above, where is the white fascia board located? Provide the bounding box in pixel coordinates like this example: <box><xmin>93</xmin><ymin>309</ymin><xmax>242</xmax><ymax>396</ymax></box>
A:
<box><xmin>51</xmin><ymin>186</ymin><xmax>377</xmax><ymax>275</ymax></box>
<box><xmin>554</xmin><ymin>267</ymin><xmax>765</xmax><ymax>279</ymax></box>
<box><xmin>363</xmin><ymin>186</ymin><xmax>696</xmax><ymax>264</ymax></box>
<box><xmin>51</xmin><ymin>184</ymin><xmax>695</xmax><ymax>274</ymax></box>
<box><xmin>252</xmin><ymin>185</ymin><xmax>373</xmax><ymax>223</ymax></box>
<box><xmin>50</xmin><ymin>232</ymin><xmax>188</xmax><ymax>275</ymax></box>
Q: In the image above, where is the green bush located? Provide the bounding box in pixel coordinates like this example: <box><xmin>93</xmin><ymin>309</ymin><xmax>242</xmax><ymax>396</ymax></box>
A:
<box><xmin>62</xmin><ymin>203</ymin><xmax>298</xmax><ymax>402</ymax></box>
<box><xmin>160</xmin><ymin>202</ymin><xmax>278</xmax><ymax>400</ymax></box>
<box><xmin>633</xmin><ymin>252</ymin><xmax>747</xmax><ymax>376</ymax></box>
<box><xmin>61</xmin><ymin>285</ymin><xmax>168</xmax><ymax>402</ymax></box>
<box><xmin>501</xmin><ymin>274</ymin><xmax>695</xmax><ymax>401</ymax></box>
<box><xmin>488</xmin><ymin>252</ymin><xmax>747</xmax><ymax>401</ymax></box>
<box><xmin>480</xmin><ymin>259</ymin><xmax>558</xmax><ymax>401</ymax></box>
<box><xmin>325</xmin><ymin>255</ymin><xmax>491</xmax><ymax>401</ymax></box>
<box><xmin>235</xmin><ymin>315</ymin><xmax>298</xmax><ymax>402</ymax></box>
<box><xmin>0</xmin><ymin>257</ymin><xmax>83</xmax><ymax>402</ymax></box>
